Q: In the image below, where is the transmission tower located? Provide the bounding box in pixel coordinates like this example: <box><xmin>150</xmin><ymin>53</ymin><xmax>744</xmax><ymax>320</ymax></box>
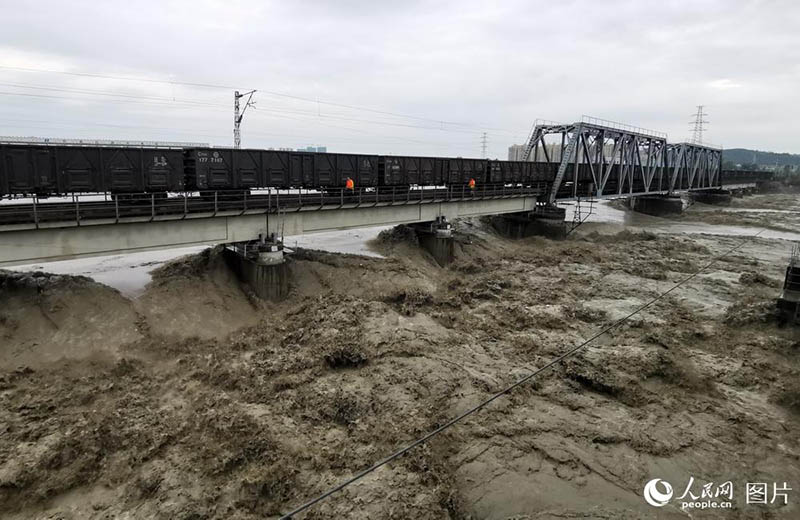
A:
<box><xmin>234</xmin><ymin>90</ymin><xmax>257</xmax><ymax>148</ymax></box>
<box><xmin>480</xmin><ymin>132</ymin><xmax>488</xmax><ymax>158</ymax></box>
<box><xmin>689</xmin><ymin>105</ymin><xmax>709</xmax><ymax>144</ymax></box>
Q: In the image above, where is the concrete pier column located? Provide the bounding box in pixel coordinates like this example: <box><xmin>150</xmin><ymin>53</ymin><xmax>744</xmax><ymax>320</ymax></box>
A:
<box><xmin>689</xmin><ymin>189</ymin><xmax>733</xmax><ymax>205</ymax></box>
<box><xmin>530</xmin><ymin>204</ymin><xmax>567</xmax><ymax>239</ymax></box>
<box><xmin>414</xmin><ymin>216</ymin><xmax>454</xmax><ymax>266</ymax></box>
<box><xmin>492</xmin><ymin>204</ymin><xmax>567</xmax><ymax>239</ymax></box>
<box><xmin>223</xmin><ymin>235</ymin><xmax>289</xmax><ymax>301</ymax></box>
<box><xmin>631</xmin><ymin>194</ymin><xmax>684</xmax><ymax>216</ymax></box>
<box><xmin>777</xmin><ymin>257</ymin><xmax>800</xmax><ymax>324</ymax></box>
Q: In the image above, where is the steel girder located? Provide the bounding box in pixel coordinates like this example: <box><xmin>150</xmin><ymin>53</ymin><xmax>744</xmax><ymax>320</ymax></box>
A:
<box><xmin>666</xmin><ymin>143</ymin><xmax>722</xmax><ymax>191</ymax></box>
<box><xmin>522</xmin><ymin>118</ymin><xmax>722</xmax><ymax>203</ymax></box>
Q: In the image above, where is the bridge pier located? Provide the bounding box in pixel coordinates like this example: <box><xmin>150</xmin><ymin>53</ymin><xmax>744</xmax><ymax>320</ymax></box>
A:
<box><xmin>690</xmin><ymin>189</ymin><xmax>733</xmax><ymax>205</ymax></box>
<box><xmin>223</xmin><ymin>234</ymin><xmax>289</xmax><ymax>301</ymax></box>
<box><xmin>756</xmin><ymin>180</ymin><xmax>783</xmax><ymax>193</ymax></box>
<box><xmin>631</xmin><ymin>194</ymin><xmax>683</xmax><ymax>216</ymax></box>
<box><xmin>412</xmin><ymin>216</ymin><xmax>454</xmax><ymax>266</ymax></box>
<box><xmin>777</xmin><ymin>255</ymin><xmax>800</xmax><ymax>324</ymax></box>
<box><xmin>492</xmin><ymin>204</ymin><xmax>567</xmax><ymax>240</ymax></box>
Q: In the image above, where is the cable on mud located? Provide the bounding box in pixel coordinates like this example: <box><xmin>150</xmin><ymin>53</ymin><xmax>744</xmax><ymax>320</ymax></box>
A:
<box><xmin>279</xmin><ymin>229</ymin><xmax>765</xmax><ymax>519</ymax></box>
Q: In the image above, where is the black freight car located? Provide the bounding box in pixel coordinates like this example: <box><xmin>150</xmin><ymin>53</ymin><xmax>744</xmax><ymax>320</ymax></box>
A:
<box><xmin>445</xmin><ymin>158</ymin><xmax>488</xmax><ymax>185</ymax></box>
<box><xmin>489</xmin><ymin>160</ymin><xmax>534</xmax><ymax>184</ymax></box>
<box><xmin>0</xmin><ymin>144</ymin><xmax>184</xmax><ymax>196</ymax></box>
<box><xmin>183</xmin><ymin>148</ymin><xmax>380</xmax><ymax>191</ymax></box>
<box><xmin>311</xmin><ymin>152</ymin><xmax>379</xmax><ymax>188</ymax></box>
<box><xmin>379</xmin><ymin>155</ymin><xmax>444</xmax><ymax>186</ymax></box>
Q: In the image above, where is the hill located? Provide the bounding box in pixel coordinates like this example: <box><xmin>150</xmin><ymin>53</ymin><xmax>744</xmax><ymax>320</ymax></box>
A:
<box><xmin>723</xmin><ymin>148</ymin><xmax>800</xmax><ymax>168</ymax></box>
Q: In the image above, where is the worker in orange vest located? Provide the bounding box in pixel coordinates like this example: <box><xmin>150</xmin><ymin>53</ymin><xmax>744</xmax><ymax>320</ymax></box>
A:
<box><xmin>345</xmin><ymin>177</ymin><xmax>355</xmax><ymax>191</ymax></box>
<box><xmin>468</xmin><ymin>178</ymin><xmax>476</xmax><ymax>190</ymax></box>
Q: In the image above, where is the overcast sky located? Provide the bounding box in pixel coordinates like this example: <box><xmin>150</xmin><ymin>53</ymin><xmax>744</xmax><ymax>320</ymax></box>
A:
<box><xmin>0</xmin><ymin>0</ymin><xmax>797</xmax><ymax>157</ymax></box>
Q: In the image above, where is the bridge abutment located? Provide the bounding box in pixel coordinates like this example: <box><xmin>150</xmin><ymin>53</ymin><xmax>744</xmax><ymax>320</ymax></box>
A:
<box><xmin>492</xmin><ymin>205</ymin><xmax>567</xmax><ymax>240</ymax></box>
<box><xmin>689</xmin><ymin>189</ymin><xmax>733</xmax><ymax>205</ymax></box>
<box><xmin>223</xmin><ymin>235</ymin><xmax>289</xmax><ymax>301</ymax></box>
<box><xmin>631</xmin><ymin>195</ymin><xmax>684</xmax><ymax>216</ymax></box>
<box><xmin>412</xmin><ymin>216</ymin><xmax>454</xmax><ymax>266</ymax></box>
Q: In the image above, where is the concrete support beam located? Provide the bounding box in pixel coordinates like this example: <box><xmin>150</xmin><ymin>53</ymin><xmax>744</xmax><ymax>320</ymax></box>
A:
<box><xmin>632</xmin><ymin>195</ymin><xmax>684</xmax><ymax>216</ymax></box>
<box><xmin>0</xmin><ymin>196</ymin><xmax>540</xmax><ymax>266</ymax></box>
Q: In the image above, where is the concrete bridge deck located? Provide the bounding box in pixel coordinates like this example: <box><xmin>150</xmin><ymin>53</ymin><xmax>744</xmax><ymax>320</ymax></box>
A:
<box><xmin>0</xmin><ymin>180</ymin><xmax>761</xmax><ymax>266</ymax></box>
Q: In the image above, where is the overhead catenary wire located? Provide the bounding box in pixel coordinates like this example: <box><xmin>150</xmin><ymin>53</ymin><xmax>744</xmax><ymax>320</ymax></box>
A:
<box><xmin>0</xmin><ymin>90</ymin><xmax>526</xmax><ymax>146</ymax></box>
<box><xmin>0</xmin><ymin>65</ymin><xmax>526</xmax><ymax>135</ymax></box>
<box><xmin>278</xmin><ymin>228</ymin><xmax>765</xmax><ymax>519</ymax></box>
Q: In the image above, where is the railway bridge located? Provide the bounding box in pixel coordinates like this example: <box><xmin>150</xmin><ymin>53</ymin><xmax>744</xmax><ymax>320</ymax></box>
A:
<box><xmin>0</xmin><ymin>118</ymin><xmax>771</xmax><ymax>297</ymax></box>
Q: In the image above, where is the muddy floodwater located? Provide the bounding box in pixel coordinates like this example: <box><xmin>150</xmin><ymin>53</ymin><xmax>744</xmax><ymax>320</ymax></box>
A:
<box><xmin>0</xmin><ymin>193</ymin><xmax>798</xmax><ymax>519</ymax></box>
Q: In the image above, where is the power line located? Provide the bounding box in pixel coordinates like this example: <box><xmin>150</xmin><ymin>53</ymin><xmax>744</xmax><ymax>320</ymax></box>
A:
<box><xmin>278</xmin><ymin>229</ymin><xmax>764</xmax><ymax>519</ymax></box>
<box><xmin>0</xmin><ymin>65</ymin><xmax>525</xmax><ymax>135</ymax></box>
<box><xmin>0</xmin><ymin>88</ymin><xmax>525</xmax><ymax>142</ymax></box>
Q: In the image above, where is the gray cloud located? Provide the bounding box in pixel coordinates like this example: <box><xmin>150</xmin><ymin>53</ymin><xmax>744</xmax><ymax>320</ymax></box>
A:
<box><xmin>0</xmin><ymin>0</ymin><xmax>797</xmax><ymax>155</ymax></box>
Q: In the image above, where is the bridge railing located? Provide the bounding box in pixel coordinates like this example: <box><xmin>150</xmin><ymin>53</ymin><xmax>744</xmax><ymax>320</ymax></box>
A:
<box><xmin>0</xmin><ymin>183</ymin><xmax>550</xmax><ymax>229</ymax></box>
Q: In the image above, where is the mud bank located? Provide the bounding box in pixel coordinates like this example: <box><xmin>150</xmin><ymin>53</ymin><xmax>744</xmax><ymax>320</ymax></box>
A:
<box><xmin>1</xmin><ymin>205</ymin><xmax>799</xmax><ymax>519</ymax></box>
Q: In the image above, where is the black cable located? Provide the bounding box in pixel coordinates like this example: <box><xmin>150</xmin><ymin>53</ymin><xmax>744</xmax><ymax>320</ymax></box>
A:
<box><xmin>279</xmin><ymin>228</ymin><xmax>765</xmax><ymax>519</ymax></box>
<box><xmin>0</xmin><ymin>65</ymin><xmax>525</xmax><ymax>135</ymax></box>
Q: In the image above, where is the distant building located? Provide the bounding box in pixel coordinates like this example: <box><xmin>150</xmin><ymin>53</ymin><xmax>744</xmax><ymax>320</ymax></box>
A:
<box><xmin>508</xmin><ymin>143</ymin><xmax>562</xmax><ymax>161</ymax></box>
<box><xmin>297</xmin><ymin>146</ymin><xmax>327</xmax><ymax>153</ymax></box>
<box><xmin>508</xmin><ymin>144</ymin><xmax>526</xmax><ymax>161</ymax></box>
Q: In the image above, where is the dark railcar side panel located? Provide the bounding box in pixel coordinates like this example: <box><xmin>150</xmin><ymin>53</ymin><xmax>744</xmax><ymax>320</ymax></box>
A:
<box><xmin>380</xmin><ymin>155</ymin><xmax>447</xmax><ymax>186</ymax></box>
<box><xmin>419</xmin><ymin>157</ymin><xmax>438</xmax><ymax>185</ymax></box>
<box><xmin>208</xmin><ymin>149</ymin><xmax>233</xmax><ymax>189</ymax></box>
<box><xmin>102</xmin><ymin>148</ymin><xmax>142</xmax><ymax>192</ymax></box>
<box><xmin>264</xmin><ymin>150</ymin><xmax>294</xmax><ymax>187</ymax></box>
<box><xmin>233</xmin><ymin>149</ymin><xmax>261</xmax><ymax>189</ymax></box>
<box><xmin>291</xmin><ymin>153</ymin><xmax>315</xmax><ymax>187</ymax></box>
<box><xmin>445</xmin><ymin>158</ymin><xmax>488</xmax><ymax>185</ymax></box>
<box><xmin>2</xmin><ymin>146</ymin><xmax>36</xmax><ymax>194</ymax></box>
<box><xmin>56</xmin><ymin>146</ymin><xmax>103</xmax><ymax>193</ymax></box>
<box><xmin>0</xmin><ymin>146</ymin><xmax>6</xmax><ymax>196</ymax></box>
<box><xmin>381</xmin><ymin>157</ymin><xmax>403</xmax><ymax>185</ymax></box>
<box><xmin>314</xmin><ymin>153</ymin><xmax>337</xmax><ymax>186</ymax></box>
<box><xmin>403</xmin><ymin>156</ymin><xmax>421</xmax><ymax>185</ymax></box>
<box><xmin>489</xmin><ymin>160</ymin><xmax>503</xmax><ymax>183</ymax></box>
<box><xmin>357</xmin><ymin>155</ymin><xmax>379</xmax><ymax>187</ymax></box>
<box><xmin>143</xmin><ymin>149</ymin><xmax>184</xmax><ymax>191</ymax></box>
<box><xmin>2</xmin><ymin>146</ymin><xmax>56</xmax><ymax>194</ymax></box>
<box><xmin>336</xmin><ymin>154</ymin><xmax>378</xmax><ymax>188</ymax></box>
<box><xmin>186</xmin><ymin>148</ymin><xmax>233</xmax><ymax>190</ymax></box>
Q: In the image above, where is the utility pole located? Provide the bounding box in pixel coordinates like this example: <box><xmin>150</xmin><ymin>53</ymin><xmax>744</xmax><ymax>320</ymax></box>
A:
<box><xmin>480</xmin><ymin>132</ymin><xmax>488</xmax><ymax>158</ymax></box>
<box><xmin>689</xmin><ymin>105</ymin><xmax>708</xmax><ymax>145</ymax></box>
<box><xmin>234</xmin><ymin>90</ymin><xmax>257</xmax><ymax>148</ymax></box>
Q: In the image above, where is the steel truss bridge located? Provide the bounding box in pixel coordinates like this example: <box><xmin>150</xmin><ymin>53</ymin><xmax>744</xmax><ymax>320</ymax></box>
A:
<box><xmin>522</xmin><ymin>116</ymin><xmax>724</xmax><ymax>202</ymax></box>
<box><xmin>0</xmin><ymin>118</ymin><xmax>770</xmax><ymax>266</ymax></box>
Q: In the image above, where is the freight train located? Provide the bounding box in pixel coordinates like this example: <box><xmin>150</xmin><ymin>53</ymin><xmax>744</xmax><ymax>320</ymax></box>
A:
<box><xmin>0</xmin><ymin>143</ymin><xmax>560</xmax><ymax>197</ymax></box>
<box><xmin>0</xmin><ymin>142</ymin><xmax>724</xmax><ymax>198</ymax></box>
